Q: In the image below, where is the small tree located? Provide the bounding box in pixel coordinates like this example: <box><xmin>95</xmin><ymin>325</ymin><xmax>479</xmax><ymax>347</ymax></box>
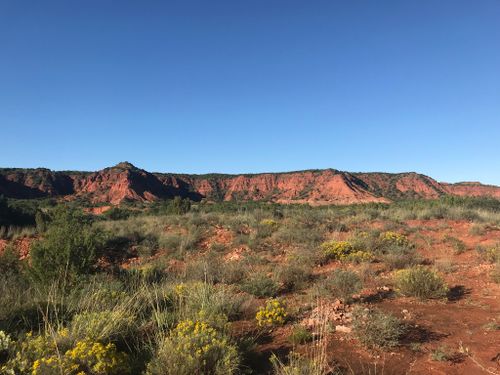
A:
<box><xmin>30</xmin><ymin>206</ymin><xmax>105</xmax><ymax>283</ymax></box>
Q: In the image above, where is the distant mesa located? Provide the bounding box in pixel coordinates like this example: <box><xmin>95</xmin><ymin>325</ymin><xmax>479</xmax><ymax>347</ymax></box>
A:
<box><xmin>0</xmin><ymin>163</ymin><xmax>499</xmax><ymax>205</ymax></box>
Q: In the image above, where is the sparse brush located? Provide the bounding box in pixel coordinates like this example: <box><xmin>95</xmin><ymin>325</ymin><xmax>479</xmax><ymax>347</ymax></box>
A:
<box><xmin>145</xmin><ymin>315</ymin><xmax>240</xmax><ymax>375</ymax></box>
<box><xmin>288</xmin><ymin>325</ymin><xmax>313</xmax><ymax>345</ymax></box>
<box><xmin>319</xmin><ymin>269</ymin><xmax>362</xmax><ymax>303</ymax></box>
<box><xmin>173</xmin><ymin>281</ymin><xmax>245</xmax><ymax>324</ymax></box>
<box><xmin>271</xmin><ymin>300</ymin><xmax>333</xmax><ymax>375</ymax></box>
<box><xmin>380</xmin><ymin>245</ymin><xmax>422</xmax><ymax>270</ymax></box>
<box><xmin>491</xmin><ymin>262</ymin><xmax>500</xmax><ymax>284</ymax></box>
<box><xmin>443</xmin><ymin>235</ymin><xmax>467</xmax><ymax>254</ymax></box>
<box><xmin>352</xmin><ymin>307</ymin><xmax>406</xmax><ymax>350</ymax></box>
<box><xmin>434</xmin><ymin>258</ymin><xmax>457</xmax><ymax>274</ymax></box>
<box><xmin>276</xmin><ymin>259</ymin><xmax>313</xmax><ymax>292</ymax></box>
<box><xmin>240</xmin><ymin>272</ymin><xmax>280</xmax><ymax>298</ymax></box>
<box><xmin>394</xmin><ymin>266</ymin><xmax>448</xmax><ymax>300</ymax></box>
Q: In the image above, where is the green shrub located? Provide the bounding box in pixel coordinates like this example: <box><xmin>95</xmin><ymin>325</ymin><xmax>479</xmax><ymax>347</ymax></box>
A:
<box><xmin>352</xmin><ymin>307</ymin><xmax>405</xmax><ymax>349</ymax></box>
<box><xmin>173</xmin><ymin>282</ymin><xmax>244</xmax><ymax>323</ymax></box>
<box><xmin>270</xmin><ymin>351</ymin><xmax>329</xmax><ymax>375</ymax></box>
<box><xmin>185</xmin><ymin>253</ymin><xmax>225</xmax><ymax>283</ymax></box>
<box><xmin>30</xmin><ymin>207</ymin><xmax>105</xmax><ymax>282</ymax></box>
<box><xmin>394</xmin><ymin>266</ymin><xmax>448</xmax><ymax>299</ymax></box>
<box><xmin>381</xmin><ymin>245</ymin><xmax>421</xmax><ymax>270</ymax></box>
<box><xmin>321</xmin><ymin>269</ymin><xmax>362</xmax><ymax>303</ymax></box>
<box><xmin>145</xmin><ymin>317</ymin><xmax>239</xmax><ymax>375</ymax></box>
<box><xmin>288</xmin><ymin>325</ymin><xmax>313</xmax><ymax>345</ymax></box>
<box><xmin>276</xmin><ymin>260</ymin><xmax>313</xmax><ymax>292</ymax></box>
<box><xmin>255</xmin><ymin>219</ymin><xmax>279</xmax><ymax>238</ymax></box>
<box><xmin>240</xmin><ymin>273</ymin><xmax>279</xmax><ymax>298</ymax></box>
<box><xmin>431</xmin><ymin>346</ymin><xmax>452</xmax><ymax>362</ymax></box>
<box><xmin>444</xmin><ymin>235</ymin><xmax>467</xmax><ymax>254</ymax></box>
<box><xmin>103</xmin><ymin>207</ymin><xmax>132</xmax><ymax>221</ymax></box>
<box><xmin>35</xmin><ymin>210</ymin><xmax>49</xmax><ymax>233</ymax></box>
<box><xmin>153</xmin><ymin>196</ymin><xmax>192</xmax><ymax>215</ymax></box>
<box><xmin>219</xmin><ymin>261</ymin><xmax>246</xmax><ymax>285</ymax></box>
<box><xmin>0</xmin><ymin>245</ymin><xmax>24</xmax><ymax>278</ymax></box>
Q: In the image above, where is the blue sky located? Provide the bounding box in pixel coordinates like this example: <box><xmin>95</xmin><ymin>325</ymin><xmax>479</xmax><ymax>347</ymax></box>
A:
<box><xmin>1</xmin><ymin>1</ymin><xmax>499</xmax><ymax>185</ymax></box>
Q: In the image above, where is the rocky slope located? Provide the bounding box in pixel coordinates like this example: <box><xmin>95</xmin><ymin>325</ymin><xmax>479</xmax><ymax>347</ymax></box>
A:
<box><xmin>1</xmin><ymin>162</ymin><xmax>499</xmax><ymax>205</ymax></box>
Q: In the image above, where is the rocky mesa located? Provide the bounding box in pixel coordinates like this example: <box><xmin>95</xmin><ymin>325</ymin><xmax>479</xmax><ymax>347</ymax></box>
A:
<box><xmin>0</xmin><ymin>162</ymin><xmax>499</xmax><ymax>205</ymax></box>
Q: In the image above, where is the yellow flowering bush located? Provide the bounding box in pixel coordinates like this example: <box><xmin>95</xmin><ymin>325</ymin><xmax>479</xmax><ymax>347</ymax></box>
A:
<box><xmin>146</xmin><ymin>317</ymin><xmax>239</xmax><ymax>375</ymax></box>
<box><xmin>380</xmin><ymin>231</ymin><xmax>410</xmax><ymax>247</ymax></box>
<box><xmin>1</xmin><ymin>331</ymin><xmax>129</xmax><ymax>375</ymax></box>
<box><xmin>63</xmin><ymin>339</ymin><xmax>129</xmax><ymax>375</ymax></box>
<box><xmin>320</xmin><ymin>241</ymin><xmax>354</xmax><ymax>261</ymax></box>
<box><xmin>2</xmin><ymin>332</ymin><xmax>57</xmax><ymax>374</ymax></box>
<box><xmin>174</xmin><ymin>283</ymin><xmax>187</xmax><ymax>298</ymax></box>
<box><xmin>260</xmin><ymin>219</ymin><xmax>278</xmax><ymax>227</ymax></box>
<box><xmin>345</xmin><ymin>250</ymin><xmax>374</xmax><ymax>263</ymax></box>
<box><xmin>256</xmin><ymin>299</ymin><xmax>287</xmax><ymax>327</ymax></box>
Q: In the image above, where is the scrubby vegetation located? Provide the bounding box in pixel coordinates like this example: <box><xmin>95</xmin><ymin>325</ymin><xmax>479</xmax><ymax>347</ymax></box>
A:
<box><xmin>394</xmin><ymin>266</ymin><xmax>448</xmax><ymax>300</ymax></box>
<box><xmin>0</xmin><ymin>196</ymin><xmax>499</xmax><ymax>373</ymax></box>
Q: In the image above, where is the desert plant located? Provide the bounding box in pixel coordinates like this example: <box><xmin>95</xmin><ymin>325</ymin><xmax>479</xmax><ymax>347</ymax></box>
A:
<box><xmin>1</xmin><ymin>330</ymin><xmax>129</xmax><ymax>375</ymax></box>
<box><xmin>0</xmin><ymin>245</ymin><xmax>24</xmax><ymax>279</ymax></box>
<box><xmin>321</xmin><ymin>269</ymin><xmax>362</xmax><ymax>303</ymax></box>
<box><xmin>288</xmin><ymin>325</ymin><xmax>313</xmax><ymax>345</ymax></box>
<box><xmin>276</xmin><ymin>260</ymin><xmax>313</xmax><ymax>292</ymax></box>
<box><xmin>344</xmin><ymin>250</ymin><xmax>373</xmax><ymax>263</ymax></box>
<box><xmin>380</xmin><ymin>231</ymin><xmax>410</xmax><ymax>247</ymax></box>
<box><xmin>270</xmin><ymin>351</ymin><xmax>331</xmax><ymax>375</ymax></box>
<box><xmin>434</xmin><ymin>258</ymin><xmax>457</xmax><ymax>274</ymax></box>
<box><xmin>256</xmin><ymin>299</ymin><xmax>287</xmax><ymax>327</ymax></box>
<box><xmin>173</xmin><ymin>282</ymin><xmax>244</xmax><ymax>323</ymax></box>
<box><xmin>491</xmin><ymin>262</ymin><xmax>500</xmax><ymax>284</ymax></box>
<box><xmin>380</xmin><ymin>244</ymin><xmax>421</xmax><ymax>270</ymax></box>
<box><xmin>30</xmin><ymin>207</ymin><xmax>105</xmax><ymax>282</ymax></box>
<box><xmin>352</xmin><ymin>307</ymin><xmax>405</xmax><ymax>349</ymax></box>
<box><xmin>431</xmin><ymin>346</ymin><xmax>452</xmax><ymax>362</ymax></box>
<box><xmin>145</xmin><ymin>317</ymin><xmax>239</xmax><ymax>375</ymax></box>
<box><xmin>469</xmin><ymin>223</ymin><xmax>487</xmax><ymax>236</ymax></box>
<box><xmin>444</xmin><ymin>235</ymin><xmax>467</xmax><ymax>254</ymax></box>
<box><xmin>394</xmin><ymin>266</ymin><xmax>448</xmax><ymax>299</ymax></box>
<box><xmin>320</xmin><ymin>241</ymin><xmax>354</xmax><ymax>262</ymax></box>
<box><xmin>240</xmin><ymin>273</ymin><xmax>279</xmax><ymax>298</ymax></box>
<box><xmin>484</xmin><ymin>245</ymin><xmax>500</xmax><ymax>263</ymax></box>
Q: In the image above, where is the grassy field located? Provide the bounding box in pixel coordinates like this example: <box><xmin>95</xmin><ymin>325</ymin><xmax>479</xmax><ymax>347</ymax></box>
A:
<box><xmin>1</xmin><ymin>196</ymin><xmax>499</xmax><ymax>374</ymax></box>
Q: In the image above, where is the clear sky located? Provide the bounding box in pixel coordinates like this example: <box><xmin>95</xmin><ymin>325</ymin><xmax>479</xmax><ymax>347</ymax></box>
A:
<box><xmin>1</xmin><ymin>1</ymin><xmax>499</xmax><ymax>185</ymax></box>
